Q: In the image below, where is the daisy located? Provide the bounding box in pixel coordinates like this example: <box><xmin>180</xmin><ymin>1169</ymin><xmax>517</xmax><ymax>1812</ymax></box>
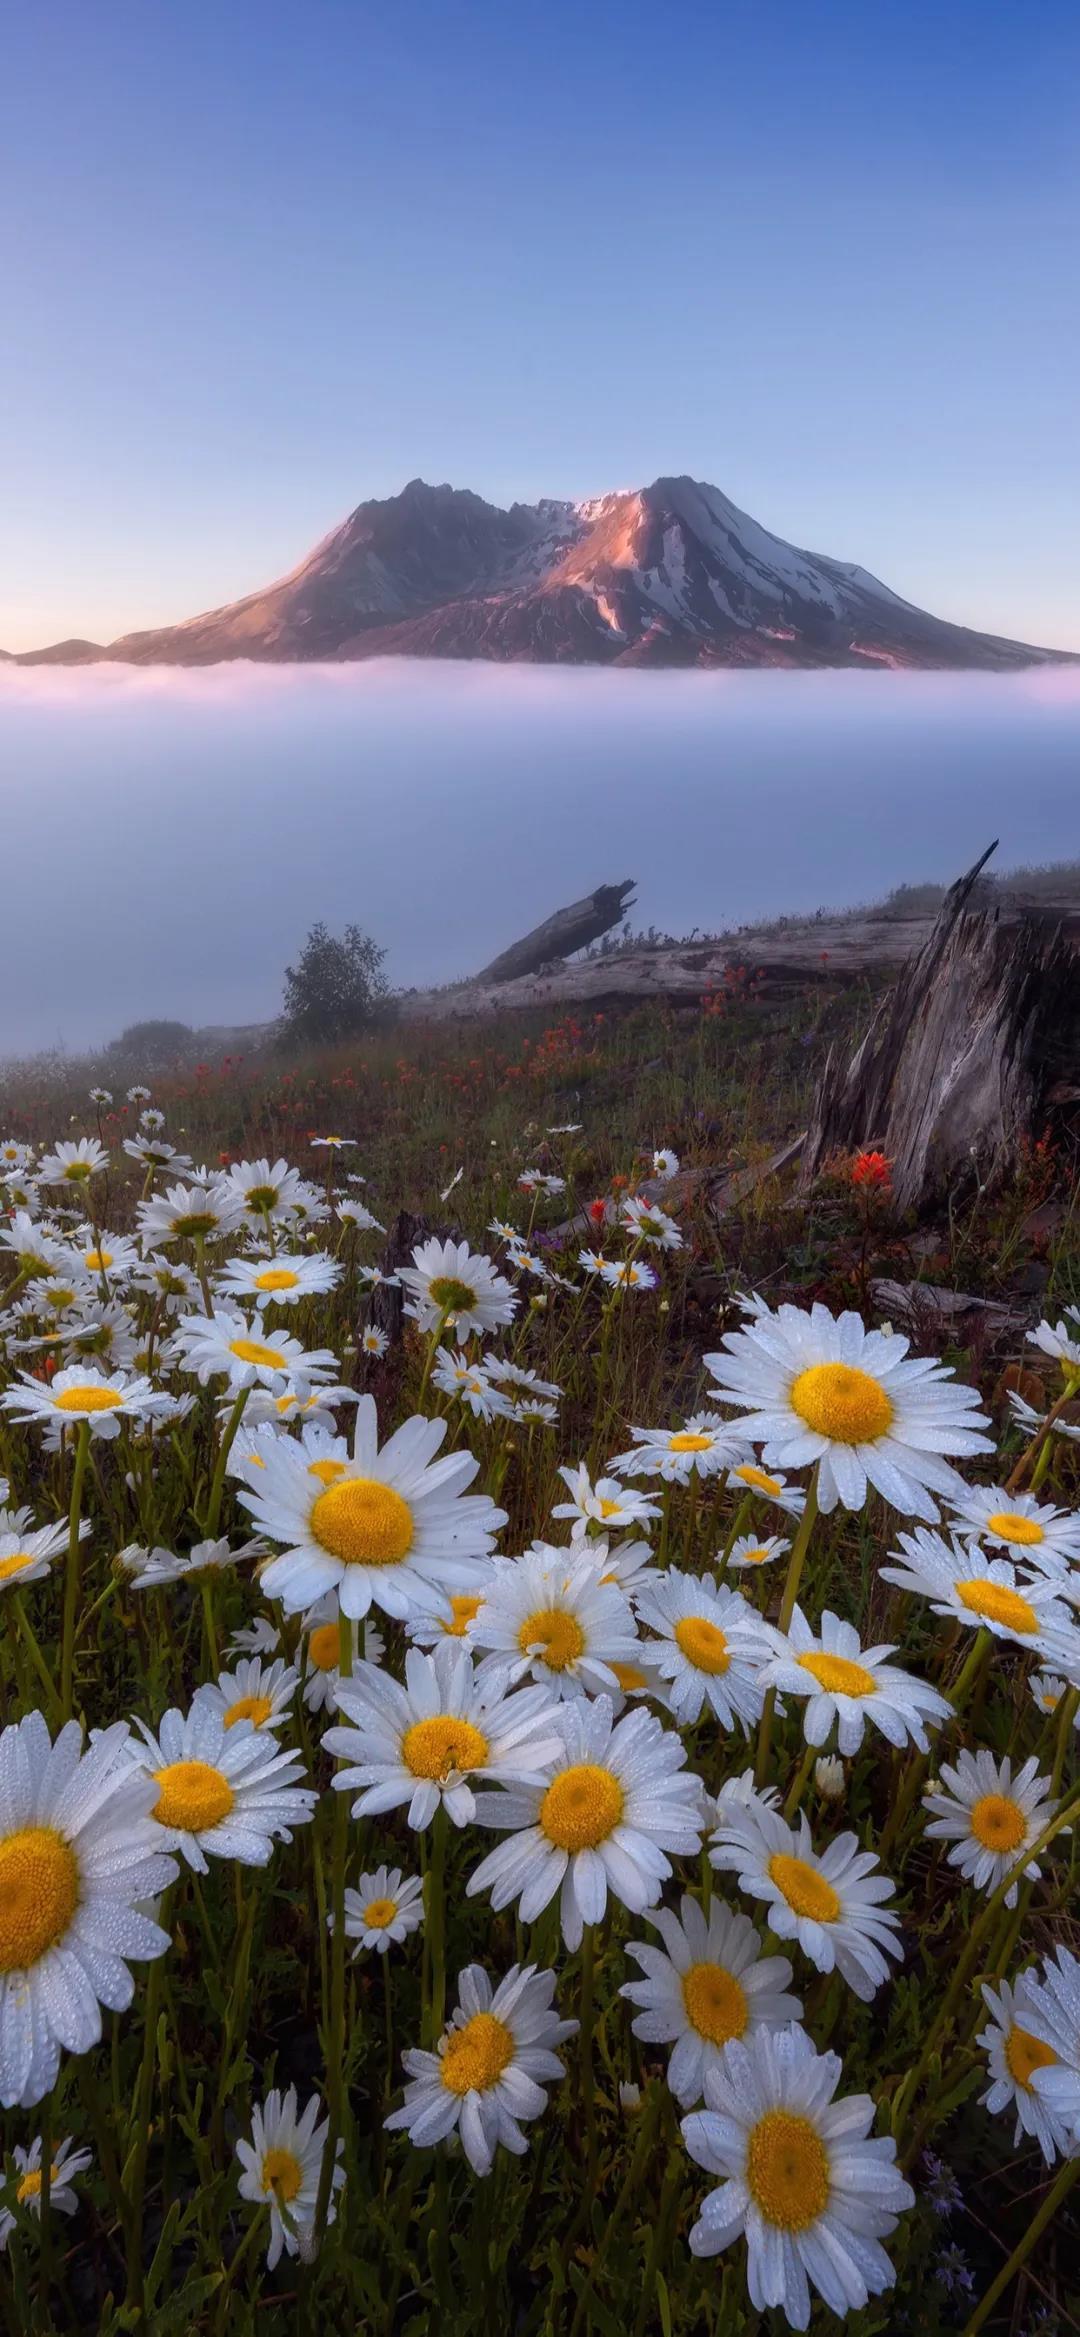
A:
<box><xmin>488</xmin><ymin>1218</ymin><xmax>522</xmax><ymax>1244</ymax></box>
<box><xmin>1007</xmin><ymin>1389</ymin><xmax>1080</xmax><ymax>1446</ymax></box>
<box><xmin>222</xmin><ymin>1157</ymin><xmax>309</xmax><ymax>1224</ymax></box>
<box><xmin>0</xmin><ymin>1140</ymin><xmax>35</xmax><ymax>1172</ymax></box>
<box><xmin>609</xmin><ymin>1413</ymin><xmax>745</xmax><ymax>1484</ymax></box>
<box><xmin>311</xmin><ymin>1135</ymin><xmax>356</xmax><ymax>1150</ymax></box>
<box><xmin>431</xmin><ymin>1349</ymin><xmax>514</xmax><ymax>1421</ymax></box>
<box><xmin>137</xmin><ymin>1175</ymin><xmax>247</xmax><ymax>1249</ymax></box>
<box><xmin>575</xmin><ymin>1531</ymin><xmax>660</xmax><ymax>1599</ymax></box>
<box><xmin>361</xmin><ymin>1325</ymin><xmax>389</xmax><ymax>1358</ymax></box>
<box><xmin>552</xmin><ymin>1463</ymin><xmax>661</xmax><ymax>1532</ymax></box>
<box><xmin>337</xmin><ymin>1867</ymin><xmax>425</xmax><ymax>1958</ymax></box>
<box><xmin>227</xmin><ymin>1615</ymin><xmax>282</xmax><ymax>1660</ymax></box>
<box><xmin>922</xmin><ymin>1752</ymin><xmax>1059</xmax><ymax>1907</ymax></box>
<box><xmin>236</xmin><ymin>2087</ymin><xmax>343</xmax><ymax>2269</ymax></box>
<box><xmin>485</xmin><ymin>1359</ymin><xmax>563</xmax><ymax>1401</ymax></box>
<box><xmin>682</xmin><ymin>2023</ymin><xmax>913</xmax><ymax>2329</ymax></box>
<box><xmin>122</xmin><ymin>1137</ymin><xmax>193</xmax><ymax>1176</ymax></box>
<box><xmin>978</xmin><ymin>1975</ymin><xmax>1072</xmax><ymax>2164</ymax></box>
<box><xmin>238</xmin><ymin>1395</ymin><xmax>505</xmax><ymax>1622</ymax></box>
<box><xmin>760</xmin><ymin>1607</ymin><xmax>952</xmax><ymax>1754</ymax></box>
<box><xmin>622</xmin><ymin>1195</ymin><xmax>682</xmax><ymax>1249</ymax></box>
<box><xmin>947</xmin><ymin>1484</ymin><xmax>1080</xmax><ymax>1573</ymax></box>
<box><xmin>467</xmin><ymin>1697</ymin><xmax>705</xmax><ymax>1951</ymax></box>
<box><xmin>171</xmin><ymin>1308</ymin><xmax>339</xmax><ymax>1398</ymax></box>
<box><xmin>405</xmin><ymin>1576</ymin><xmax>495</xmax><ymax>1649</ymax></box>
<box><xmin>336</xmin><ymin>1197</ymin><xmax>385</xmax><ymax>1232</ymax></box>
<box><xmin>0</xmin><ymin>2135</ymin><xmax>93</xmax><ymax>2248</ymax></box>
<box><xmin>711</xmin><ymin>1798</ymin><xmax>902</xmax><ymax>2001</ymax></box>
<box><xmin>577</xmin><ymin>1249</ymin><xmax>606</xmax><ymax>1277</ymax></box>
<box><xmin>704</xmin><ymin>1301</ymin><xmax>992</xmax><ymax>1519</ymax></box>
<box><xmin>386</xmin><ymin>1963</ymin><xmax>576</xmax><ymax>2176</ymax></box>
<box><xmin>37</xmin><ymin>1137</ymin><xmax>109</xmax><ymax>1187</ymax></box>
<box><xmin>195</xmin><ymin>1656</ymin><xmax>300</xmax><ymax>1735</ymax></box>
<box><xmin>0</xmin><ymin>1713</ymin><xmax>175</xmax><ymax>2108</ymax></box>
<box><xmin>124</xmin><ymin>1536</ymin><xmax>263</xmax><ymax>1589</ymax></box>
<box><xmin>652</xmin><ymin>1149</ymin><xmax>680</xmax><ymax>1180</ymax></box>
<box><xmin>1</xmin><ymin>1363</ymin><xmax>166</xmax><ymax>1441</ymax></box>
<box><xmin>599</xmin><ymin>1257</ymin><xmax>657</xmax><ymax>1293</ymax></box>
<box><xmin>0</xmin><ymin>1214</ymin><xmax>69</xmax><ymax>1280</ymax></box>
<box><xmin>505</xmin><ymin>1244</ymin><xmax>550</xmax><ymax>1283</ymax></box>
<box><xmin>215</xmin><ymin>1253</ymin><xmax>342</xmax><ymax>1311</ymax></box>
<box><xmin>323</xmin><ymin>1642</ymin><xmax>563</xmax><ymax>1830</ymax></box>
<box><xmin>468</xmin><ymin>1544</ymin><xmax>642</xmax><ymax>1701</ymax></box>
<box><xmin>131</xmin><ymin>1254</ymin><xmax>201</xmax><ymax>1311</ymax></box>
<box><xmin>1027</xmin><ymin>1314</ymin><xmax>1080</xmax><ymax>1376</ymax></box>
<box><xmin>621</xmin><ymin>1894</ymin><xmax>802</xmax><ymax>2107</ymax></box>
<box><xmin>517</xmin><ymin>1170</ymin><xmax>565</xmax><ymax>1197</ymax></box>
<box><xmin>1030</xmin><ymin>1672</ymin><xmax>1078</xmax><ymax>1722</ymax></box>
<box><xmin>1026</xmin><ymin>1946</ymin><xmax>1080</xmax><ymax>2145</ymax></box>
<box><xmin>728</xmin><ymin>1461</ymin><xmax>806</xmax><ymax>1518</ymax></box>
<box><xmin>635</xmin><ymin>1571</ymin><xmax>773</xmax><ymax>1731</ymax></box>
<box><xmin>880</xmin><ymin>1530</ymin><xmax>1079</xmax><ymax>1658</ymax></box>
<box><xmin>131</xmin><ymin>1703</ymin><xmax>316</xmax><ymax>1873</ymax></box>
<box><xmin>398</xmin><ymin>1237</ymin><xmax>517</xmax><ymax>1346</ymax></box>
<box><xmin>300</xmin><ymin>1598</ymin><xmax>384</xmax><ymax>1712</ymax></box>
<box><xmin>728</xmin><ymin>1533</ymin><xmax>790</xmax><ymax>1571</ymax></box>
<box><xmin>75</xmin><ymin>1232</ymin><xmax>140</xmax><ymax>1280</ymax></box>
<box><xmin>0</xmin><ymin>1518</ymin><xmax>86</xmax><ymax>1595</ymax></box>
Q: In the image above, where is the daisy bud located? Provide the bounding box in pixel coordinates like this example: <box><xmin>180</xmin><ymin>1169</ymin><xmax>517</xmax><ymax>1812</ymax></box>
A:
<box><xmin>814</xmin><ymin>1755</ymin><xmax>846</xmax><ymax>1802</ymax></box>
<box><xmin>618</xmin><ymin>2082</ymin><xmax>643</xmax><ymax>2116</ymax></box>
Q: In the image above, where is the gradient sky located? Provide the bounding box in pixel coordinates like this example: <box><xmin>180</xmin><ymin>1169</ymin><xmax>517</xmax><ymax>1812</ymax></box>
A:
<box><xmin>3</xmin><ymin>0</ymin><xmax>1078</xmax><ymax>652</ymax></box>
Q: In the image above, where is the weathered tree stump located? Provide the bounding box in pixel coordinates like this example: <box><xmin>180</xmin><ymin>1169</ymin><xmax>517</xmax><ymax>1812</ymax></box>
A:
<box><xmin>801</xmin><ymin>847</ymin><xmax>1080</xmax><ymax>1215</ymax></box>
<box><xmin>475</xmin><ymin>880</ymin><xmax>637</xmax><ymax>985</ymax></box>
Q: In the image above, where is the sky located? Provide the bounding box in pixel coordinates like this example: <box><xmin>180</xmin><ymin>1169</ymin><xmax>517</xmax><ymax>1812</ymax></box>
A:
<box><xmin>2</xmin><ymin>1</ymin><xmax>1079</xmax><ymax>653</ymax></box>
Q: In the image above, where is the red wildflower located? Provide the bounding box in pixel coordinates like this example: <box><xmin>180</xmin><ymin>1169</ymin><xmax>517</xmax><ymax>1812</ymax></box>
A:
<box><xmin>851</xmin><ymin>1150</ymin><xmax>892</xmax><ymax>1191</ymax></box>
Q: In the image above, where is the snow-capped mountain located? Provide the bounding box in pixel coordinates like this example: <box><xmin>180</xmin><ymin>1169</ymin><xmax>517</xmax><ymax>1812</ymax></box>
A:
<box><xmin>15</xmin><ymin>476</ymin><xmax>1074</xmax><ymax>669</ymax></box>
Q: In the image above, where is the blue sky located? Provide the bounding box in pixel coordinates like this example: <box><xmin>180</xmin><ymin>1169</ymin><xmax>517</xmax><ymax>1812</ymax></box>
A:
<box><xmin>3</xmin><ymin>0</ymin><xmax>1078</xmax><ymax>651</ymax></box>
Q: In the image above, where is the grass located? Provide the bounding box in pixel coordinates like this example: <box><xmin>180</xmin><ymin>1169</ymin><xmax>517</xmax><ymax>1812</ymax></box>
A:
<box><xmin>1</xmin><ymin>984</ymin><xmax>1079</xmax><ymax>2335</ymax></box>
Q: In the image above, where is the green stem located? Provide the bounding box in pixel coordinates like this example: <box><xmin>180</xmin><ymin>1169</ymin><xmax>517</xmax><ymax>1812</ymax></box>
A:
<box><xmin>754</xmin><ymin>1468</ymin><xmax>819</xmax><ymax>1786</ymax></box>
<box><xmin>60</xmin><ymin>1423</ymin><xmax>90</xmax><ymax>1718</ymax></box>
<box><xmin>204</xmin><ymin>1385</ymin><xmax>250</xmax><ymax>1539</ymax></box>
<box><xmin>961</xmin><ymin>2154</ymin><xmax>1080</xmax><ymax>2335</ymax></box>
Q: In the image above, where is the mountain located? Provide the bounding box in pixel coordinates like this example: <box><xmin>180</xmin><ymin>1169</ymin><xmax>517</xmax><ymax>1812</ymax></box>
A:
<box><xmin>13</xmin><ymin>476</ymin><xmax>1074</xmax><ymax>670</ymax></box>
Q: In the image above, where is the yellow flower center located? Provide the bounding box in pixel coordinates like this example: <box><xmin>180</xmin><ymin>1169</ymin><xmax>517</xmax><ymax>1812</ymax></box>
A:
<box><xmin>540</xmin><ymin>1763</ymin><xmax>623</xmax><ymax>1851</ymax></box>
<box><xmin>682</xmin><ymin>1961</ymin><xmax>748</xmax><ymax>2046</ymax></box>
<box><xmin>596</xmin><ymin>1497</ymin><xmax>623</xmax><ymax>1519</ymax></box>
<box><xmin>797</xmin><ymin>1651</ymin><xmax>877</xmax><ymax>1698</ymax></box>
<box><xmin>229</xmin><ymin>1337</ymin><xmax>288</xmax><ymax>1368</ymax></box>
<box><xmin>85</xmin><ymin>1249</ymin><xmax>113</xmax><ymax>1271</ymax></box>
<box><xmin>970</xmin><ymin>1793</ymin><xmax>1027</xmax><ymax>1853</ymax></box>
<box><xmin>746</xmin><ymin>2110</ymin><xmax>830</xmax><ymax>2231</ymax></box>
<box><xmin>254</xmin><ymin>1268</ymin><xmax>300</xmax><ymax>1292</ymax></box>
<box><xmin>308</xmin><ymin>1621</ymin><xmax>343</xmax><ymax>1671</ymax></box>
<box><xmin>310</xmin><ymin>1477</ymin><xmax>414</xmax><ymax>1567</ymax></box>
<box><xmin>261</xmin><ymin>2146</ymin><xmax>302</xmax><ymax>2202</ymax></box>
<box><xmin>246</xmin><ymin>1186</ymin><xmax>281</xmax><ymax>1211</ymax></box>
<box><xmin>53</xmin><ymin>1384</ymin><xmax>124</xmax><ymax>1413</ymax></box>
<box><xmin>611</xmin><ymin>1661</ymin><xmax>648</xmax><ymax>1691</ymax></box>
<box><xmin>768</xmin><ymin>1853</ymin><xmax>840</xmax><ymax>1924</ymax></box>
<box><xmin>401</xmin><ymin>1715</ymin><xmax>490</xmax><ymax>1780</ymax></box>
<box><xmin>0</xmin><ymin>1827</ymin><xmax>79</xmax><ymax>1971</ymax></box>
<box><xmin>223</xmin><ymin>1695</ymin><xmax>274</xmax><ymax>1729</ymax></box>
<box><xmin>669</xmin><ymin>1432</ymin><xmax>713</xmax><ymax>1454</ymax></box>
<box><xmin>173</xmin><ymin>1211</ymin><xmax>219</xmax><ymax>1239</ymax></box>
<box><xmin>956</xmin><ymin>1579</ymin><xmax>1039</xmax><ymax>1635</ymax></box>
<box><xmin>518</xmin><ymin>1607</ymin><xmax>586</xmax><ymax>1671</ymax></box>
<box><xmin>674</xmin><ymin>1616</ymin><xmax>730</xmax><ymax>1675</ymax></box>
<box><xmin>153</xmin><ymin>1759</ymin><xmax>235</xmax><ymax>1832</ymax></box>
<box><xmin>986</xmin><ymin>1510</ymin><xmax>1044</xmax><ymax>1546</ymax></box>
<box><xmin>17</xmin><ymin>2166</ymin><xmax>58</xmax><ymax>2204</ymax></box>
<box><xmin>734</xmin><ymin>1465</ymin><xmax>783</xmax><ymax>1497</ymax></box>
<box><xmin>1004</xmin><ymin>2024</ymin><xmax>1057</xmax><ymax>2091</ymax></box>
<box><xmin>308</xmin><ymin>1457</ymin><xmax>347</xmax><ymax>1484</ymax></box>
<box><xmin>441</xmin><ymin>1593</ymin><xmax>484</xmax><ymax>1637</ymax></box>
<box><xmin>362</xmin><ymin>1896</ymin><xmax>399</xmax><ymax>1930</ymax></box>
<box><xmin>742</xmin><ymin>1546</ymin><xmax>771</xmax><ymax>1564</ymax></box>
<box><xmin>789</xmin><ymin>1362</ymin><xmax>893</xmax><ymax>1444</ymax></box>
<box><xmin>440</xmin><ymin>2010</ymin><xmax>515</xmax><ymax>2095</ymax></box>
<box><xmin>0</xmin><ymin>1551</ymin><xmax>36</xmax><ymax>1583</ymax></box>
<box><xmin>429</xmin><ymin>1275</ymin><xmax>478</xmax><ymax>1314</ymax></box>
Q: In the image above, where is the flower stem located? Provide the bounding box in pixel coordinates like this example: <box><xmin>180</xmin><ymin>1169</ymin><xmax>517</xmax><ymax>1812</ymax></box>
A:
<box><xmin>60</xmin><ymin>1422</ymin><xmax>90</xmax><ymax>1718</ymax></box>
<box><xmin>961</xmin><ymin>2154</ymin><xmax>1080</xmax><ymax>2335</ymax></box>
<box><xmin>754</xmin><ymin>1467</ymin><xmax>819</xmax><ymax>1785</ymax></box>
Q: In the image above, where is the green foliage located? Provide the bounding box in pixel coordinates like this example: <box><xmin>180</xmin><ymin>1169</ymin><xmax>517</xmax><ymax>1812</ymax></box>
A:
<box><xmin>280</xmin><ymin>921</ymin><xmax>391</xmax><ymax>1050</ymax></box>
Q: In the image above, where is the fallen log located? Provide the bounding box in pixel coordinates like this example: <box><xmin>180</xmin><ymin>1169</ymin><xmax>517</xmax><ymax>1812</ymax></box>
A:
<box><xmin>801</xmin><ymin>847</ymin><xmax>1080</xmax><ymax>1216</ymax></box>
<box><xmin>475</xmin><ymin>880</ymin><xmax>637</xmax><ymax>985</ymax></box>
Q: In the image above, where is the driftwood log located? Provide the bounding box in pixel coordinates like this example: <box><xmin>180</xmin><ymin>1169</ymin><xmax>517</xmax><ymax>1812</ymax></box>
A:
<box><xmin>801</xmin><ymin>847</ymin><xmax>1080</xmax><ymax>1215</ymax></box>
<box><xmin>473</xmin><ymin>880</ymin><xmax>637</xmax><ymax>985</ymax></box>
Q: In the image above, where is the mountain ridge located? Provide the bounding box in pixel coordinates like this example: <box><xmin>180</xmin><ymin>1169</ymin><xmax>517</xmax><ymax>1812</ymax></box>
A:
<box><xmin>11</xmin><ymin>475</ymin><xmax>1075</xmax><ymax>670</ymax></box>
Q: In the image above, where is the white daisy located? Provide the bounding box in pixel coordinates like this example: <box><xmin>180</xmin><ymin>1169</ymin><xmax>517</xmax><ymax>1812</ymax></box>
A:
<box><xmin>468</xmin><ymin>1544</ymin><xmax>641</xmax><ymax>1701</ymax></box>
<box><xmin>599</xmin><ymin>1257</ymin><xmax>657</xmax><ymax>1292</ymax></box>
<box><xmin>124</xmin><ymin>1536</ymin><xmax>263</xmax><ymax>1589</ymax></box>
<box><xmin>238</xmin><ymin>1395</ymin><xmax>505</xmax><ymax>1622</ymax></box>
<box><xmin>337</xmin><ymin>1867</ymin><xmax>425</xmax><ymax>1958</ymax></box>
<box><xmin>635</xmin><ymin>1571</ymin><xmax>773</xmax><ymax>1731</ymax></box>
<box><xmin>947</xmin><ymin>1483</ymin><xmax>1080</xmax><ymax>1581</ymax></box>
<box><xmin>552</xmin><ymin>1464</ymin><xmax>661</xmax><ymax>1532</ymax></box>
<box><xmin>1</xmin><ymin>1363</ymin><xmax>167</xmax><ymax>1441</ymax></box>
<box><xmin>404</xmin><ymin>1575</ymin><xmax>495</xmax><ymax>1649</ymax></box>
<box><xmin>222</xmin><ymin>1157</ymin><xmax>309</xmax><ymax>1225</ymax></box>
<box><xmin>215</xmin><ymin>1253</ymin><xmax>342</xmax><ymax>1311</ymax></box>
<box><xmin>37</xmin><ymin>1137</ymin><xmax>109</xmax><ymax>1187</ymax></box>
<box><xmin>336</xmin><ymin>1197</ymin><xmax>385</xmax><ymax>1232</ymax></box>
<box><xmin>880</xmin><ymin>1530</ymin><xmax>1079</xmax><ymax>1658</ymax></box>
<box><xmin>236</xmin><ymin>2087</ymin><xmax>343</xmax><ymax>2269</ymax></box>
<box><xmin>622</xmin><ymin>1893</ymin><xmax>801</xmax><ymax>2107</ymax></box>
<box><xmin>922</xmin><ymin>1751</ymin><xmax>1059</xmax><ymax>1907</ymax></box>
<box><xmin>385</xmin><ymin>1963</ymin><xmax>576</xmax><ymax>2176</ymax></box>
<box><xmin>609</xmin><ymin>1413</ymin><xmax>745</xmax><ymax>1484</ymax></box>
<box><xmin>978</xmin><ymin>1974</ymin><xmax>1072</xmax><ymax>2164</ymax></box>
<box><xmin>431</xmin><ymin>1349</ymin><xmax>514</xmax><ymax>1421</ymax></box>
<box><xmin>0</xmin><ymin>2135</ymin><xmax>93</xmax><ymax>2248</ymax></box>
<box><xmin>485</xmin><ymin>1359</ymin><xmax>562</xmax><ymax>1401</ymax></box>
<box><xmin>467</xmin><ymin>1696</ymin><xmax>705</xmax><ymax>1951</ymax></box>
<box><xmin>652</xmin><ymin>1149</ymin><xmax>680</xmax><ymax>1180</ymax></box>
<box><xmin>137</xmin><ymin>1175</ymin><xmax>247</xmax><ymax>1249</ymax></box>
<box><xmin>682</xmin><ymin>2023</ymin><xmax>913</xmax><ymax>2329</ymax></box>
<box><xmin>324</xmin><ymin>1642</ymin><xmax>562</xmax><ymax>1830</ymax></box>
<box><xmin>728</xmin><ymin>1461</ymin><xmax>806</xmax><ymax>1518</ymax></box>
<box><xmin>727</xmin><ymin>1533</ymin><xmax>791</xmax><ymax>1571</ymax></box>
<box><xmin>300</xmin><ymin>1598</ymin><xmax>384</xmax><ymax>1712</ymax></box>
<box><xmin>0</xmin><ymin>1713</ymin><xmax>175</xmax><ymax>2109</ymax></box>
<box><xmin>361</xmin><ymin>1325</ymin><xmax>389</xmax><ymax>1358</ymax></box>
<box><xmin>131</xmin><ymin>1702</ymin><xmax>316</xmax><ymax>1873</ymax></box>
<box><xmin>0</xmin><ymin>1518</ymin><xmax>87</xmax><ymax>1596</ymax></box>
<box><xmin>171</xmin><ymin>1308</ymin><xmax>339</xmax><ymax>1398</ymax></box>
<box><xmin>759</xmin><ymin>1606</ymin><xmax>952</xmax><ymax>1754</ymax></box>
<box><xmin>311</xmin><ymin>1135</ymin><xmax>356</xmax><ymax>1150</ymax></box>
<box><xmin>710</xmin><ymin>1797</ymin><xmax>902</xmax><ymax>2001</ymax></box>
<box><xmin>1007</xmin><ymin>1388</ymin><xmax>1080</xmax><ymax>1446</ymax></box>
<box><xmin>195</xmin><ymin>1657</ymin><xmax>300</xmax><ymax>1735</ymax></box>
<box><xmin>575</xmin><ymin>1531</ymin><xmax>660</xmax><ymax>1599</ymax></box>
<box><xmin>1030</xmin><ymin>1672</ymin><xmax>1077</xmax><ymax>1721</ymax></box>
<box><xmin>75</xmin><ymin>1232</ymin><xmax>140</xmax><ymax>1280</ymax></box>
<box><xmin>122</xmin><ymin>1137</ymin><xmax>193</xmax><ymax>1176</ymax></box>
<box><xmin>228</xmin><ymin>1615</ymin><xmax>284</xmax><ymax>1660</ymax></box>
<box><xmin>622</xmin><ymin>1195</ymin><xmax>682</xmax><ymax>1250</ymax></box>
<box><xmin>398</xmin><ymin>1237</ymin><xmax>517</xmax><ymax>1346</ymax></box>
<box><xmin>703</xmin><ymin>1300</ymin><xmax>992</xmax><ymax>1519</ymax></box>
<box><xmin>0</xmin><ymin>1215</ymin><xmax>66</xmax><ymax>1281</ymax></box>
<box><xmin>1027</xmin><ymin>1946</ymin><xmax>1080</xmax><ymax>2145</ymax></box>
<box><xmin>1027</xmin><ymin>1314</ymin><xmax>1080</xmax><ymax>1375</ymax></box>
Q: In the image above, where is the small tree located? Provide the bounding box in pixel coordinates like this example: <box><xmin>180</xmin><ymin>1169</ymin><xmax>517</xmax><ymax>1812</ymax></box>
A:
<box><xmin>105</xmin><ymin>1019</ymin><xmax>196</xmax><ymax>1069</ymax></box>
<box><xmin>280</xmin><ymin>923</ymin><xmax>390</xmax><ymax>1049</ymax></box>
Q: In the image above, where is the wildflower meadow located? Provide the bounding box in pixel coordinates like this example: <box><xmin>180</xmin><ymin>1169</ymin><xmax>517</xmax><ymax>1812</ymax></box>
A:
<box><xmin>0</xmin><ymin>996</ymin><xmax>1078</xmax><ymax>2335</ymax></box>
